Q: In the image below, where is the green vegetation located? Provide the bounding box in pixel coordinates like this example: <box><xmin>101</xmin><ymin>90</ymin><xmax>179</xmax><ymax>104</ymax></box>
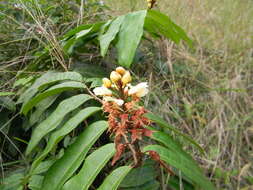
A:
<box><xmin>0</xmin><ymin>0</ymin><xmax>252</xmax><ymax>189</ymax></box>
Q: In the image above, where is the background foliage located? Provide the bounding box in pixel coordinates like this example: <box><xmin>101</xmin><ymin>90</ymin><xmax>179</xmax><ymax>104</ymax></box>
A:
<box><xmin>0</xmin><ymin>0</ymin><xmax>253</xmax><ymax>189</ymax></box>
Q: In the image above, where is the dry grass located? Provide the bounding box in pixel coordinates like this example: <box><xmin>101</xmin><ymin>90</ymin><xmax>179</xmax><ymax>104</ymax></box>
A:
<box><xmin>107</xmin><ymin>0</ymin><xmax>253</xmax><ymax>189</ymax></box>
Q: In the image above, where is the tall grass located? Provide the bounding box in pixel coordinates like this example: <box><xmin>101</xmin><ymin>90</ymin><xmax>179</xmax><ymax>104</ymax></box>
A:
<box><xmin>107</xmin><ymin>0</ymin><xmax>253</xmax><ymax>188</ymax></box>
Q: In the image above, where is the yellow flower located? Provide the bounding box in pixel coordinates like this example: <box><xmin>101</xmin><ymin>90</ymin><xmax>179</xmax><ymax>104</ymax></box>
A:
<box><xmin>102</xmin><ymin>78</ymin><xmax>111</xmax><ymax>88</ymax></box>
<box><xmin>110</xmin><ymin>71</ymin><xmax>121</xmax><ymax>83</ymax></box>
<box><xmin>121</xmin><ymin>71</ymin><xmax>132</xmax><ymax>86</ymax></box>
<box><xmin>93</xmin><ymin>86</ymin><xmax>112</xmax><ymax>96</ymax></box>
<box><xmin>128</xmin><ymin>82</ymin><xmax>149</xmax><ymax>97</ymax></box>
<box><xmin>115</xmin><ymin>67</ymin><xmax>126</xmax><ymax>76</ymax></box>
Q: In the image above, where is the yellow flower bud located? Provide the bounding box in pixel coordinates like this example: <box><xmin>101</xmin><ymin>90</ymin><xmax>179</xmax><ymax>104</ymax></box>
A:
<box><xmin>110</xmin><ymin>71</ymin><xmax>121</xmax><ymax>83</ymax></box>
<box><xmin>147</xmin><ymin>0</ymin><xmax>152</xmax><ymax>3</ymax></box>
<box><xmin>115</xmin><ymin>67</ymin><xmax>126</xmax><ymax>76</ymax></box>
<box><xmin>121</xmin><ymin>71</ymin><xmax>132</xmax><ymax>86</ymax></box>
<box><xmin>102</xmin><ymin>78</ymin><xmax>111</xmax><ymax>88</ymax></box>
<box><xmin>148</xmin><ymin>2</ymin><xmax>152</xmax><ymax>8</ymax></box>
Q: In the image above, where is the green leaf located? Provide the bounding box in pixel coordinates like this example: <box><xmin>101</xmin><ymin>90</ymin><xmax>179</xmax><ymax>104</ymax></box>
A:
<box><xmin>121</xmin><ymin>181</ymin><xmax>160</xmax><ymax>190</ymax></box>
<box><xmin>116</xmin><ymin>10</ymin><xmax>147</xmax><ymax>68</ymax></box>
<box><xmin>0</xmin><ymin>92</ymin><xmax>15</xmax><ymax>96</ymax></box>
<box><xmin>63</xmin><ymin>22</ymin><xmax>105</xmax><ymax>39</ymax></box>
<box><xmin>120</xmin><ymin>159</ymin><xmax>158</xmax><ymax>188</ymax></box>
<box><xmin>21</xmin><ymin>81</ymin><xmax>85</xmax><ymax>115</ymax></box>
<box><xmin>145</xmin><ymin>10</ymin><xmax>192</xmax><ymax>46</ymax></box>
<box><xmin>28</xmin><ymin>175</ymin><xmax>43</xmax><ymax>190</ymax></box>
<box><xmin>150</xmin><ymin>130</ymin><xmax>190</xmax><ymax>159</ymax></box>
<box><xmin>144</xmin><ymin>113</ymin><xmax>204</xmax><ymax>154</ymax></box>
<box><xmin>13</xmin><ymin>76</ymin><xmax>34</xmax><ymax>88</ymax></box>
<box><xmin>41</xmin><ymin>121</ymin><xmax>108</xmax><ymax>190</ymax></box>
<box><xmin>17</xmin><ymin>71</ymin><xmax>83</xmax><ymax>104</ymax></box>
<box><xmin>99</xmin><ymin>15</ymin><xmax>125</xmax><ymax>57</ymax></box>
<box><xmin>167</xmin><ymin>175</ymin><xmax>194</xmax><ymax>190</ymax></box>
<box><xmin>0</xmin><ymin>97</ymin><xmax>16</xmax><ymax>111</ymax></box>
<box><xmin>72</xmin><ymin>62</ymin><xmax>108</xmax><ymax>78</ymax></box>
<box><xmin>25</xmin><ymin>94</ymin><xmax>92</xmax><ymax>155</ymax></box>
<box><xmin>62</xmin><ymin>22</ymin><xmax>105</xmax><ymax>54</ymax></box>
<box><xmin>62</xmin><ymin>143</ymin><xmax>115</xmax><ymax>190</ymax></box>
<box><xmin>98</xmin><ymin>166</ymin><xmax>132</xmax><ymax>190</ymax></box>
<box><xmin>143</xmin><ymin>145</ymin><xmax>215</xmax><ymax>190</ymax></box>
<box><xmin>29</xmin><ymin>95</ymin><xmax>59</xmax><ymax>126</ymax></box>
<box><xmin>30</xmin><ymin>107</ymin><xmax>101</xmax><ymax>172</ymax></box>
<box><xmin>76</xmin><ymin>27</ymin><xmax>93</xmax><ymax>39</ymax></box>
<box><xmin>31</xmin><ymin>160</ymin><xmax>55</xmax><ymax>175</ymax></box>
<box><xmin>0</xmin><ymin>172</ymin><xmax>24</xmax><ymax>190</ymax></box>
<box><xmin>150</xmin><ymin>130</ymin><xmax>203</xmax><ymax>174</ymax></box>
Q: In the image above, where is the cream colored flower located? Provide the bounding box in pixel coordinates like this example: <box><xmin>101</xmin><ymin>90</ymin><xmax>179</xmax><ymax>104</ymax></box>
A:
<box><xmin>102</xmin><ymin>78</ymin><xmax>111</xmax><ymax>88</ymax></box>
<box><xmin>115</xmin><ymin>67</ymin><xmax>126</xmax><ymax>75</ymax></box>
<box><xmin>93</xmin><ymin>86</ymin><xmax>112</xmax><ymax>96</ymax></box>
<box><xmin>121</xmin><ymin>71</ymin><xmax>132</xmax><ymax>86</ymax></box>
<box><xmin>103</xmin><ymin>96</ymin><xmax>124</xmax><ymax>106</ymax></box>
<box><xmin>110</xmin><ymin>71</ymin><xmax>121</xmax><ymax>83</ymax></box>
<box><xmin>128</xmin><ymin>82</ymin><xmax>149</xmax><ymax>97</ymax></box>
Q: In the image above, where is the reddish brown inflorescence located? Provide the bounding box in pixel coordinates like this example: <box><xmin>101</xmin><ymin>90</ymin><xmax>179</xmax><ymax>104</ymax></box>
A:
<box><xmin>103</xmin><ymin>100</ymin><xmax>152</xmax><ymax>167</ymax></box>
<box><xmin>93</xmin><ymin>67</ymin><xmax>154</xmax><ymax>167</ymax></box>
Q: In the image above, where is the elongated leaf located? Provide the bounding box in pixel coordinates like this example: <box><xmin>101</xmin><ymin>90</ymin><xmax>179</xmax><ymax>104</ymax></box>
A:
<box><xmin>25</xmin><ymin>94</ymin><xmax>92</xmax><ymax>155</ymax></box>
<box><xmin>0</xmin><ymin>97</ymin><xmax>16</xmax><ymax>111</ymax></box>
<box><xmin>116</xmin><ymin>10</ymin><xmax>147</xmax><ymax>68</ymax></box>
<box><xmin>29</xmin><ymin>95</ymin><xmax>59</xmax><ymax>126</ymax></box>
<box><xmin>63</xmin><ymin>22</ymin><xmax>105</xmax><ymax>39</ymax></box>
<box><xmin>167</xmin><ymin>176</ymin><xmax>194</xmax><ymax>190</ymax></box>
<box><xmin>0</xmin><ymin>92</ymin><xmax>15</xmax><ymax>96</ymax></box>
<box><xmin>30</xmin><ymin>107</ymin><xmax>101</xmax><ymax>172</ymax></box>
<box><xmin>17</xmin><ymin>71</ymin><xmax>82</xmax><ymax>104</ymax></box>
<box><xmin>62</xmin><ymin>22</ymin><xmax>105</xmax><ymax>54</ymax></box>
<box><xmin>99</xmin><ymin>15</ymin><xmax>125</xmax><ymax>57</ymax></box>
<box><xmin>62</xmin><ymin>143</ymin><xmax>115</xmax><ymax>190</ymax></box>
<box><xmin>120</xmin><ymin>159</ymin><xmax>158</xmax><ymax>188</ymax></box>
<box><xmin>31</xmin><ymin>160</ymin><xmax>55</xmax><ymax>175</ymax></box>
<box><xmin>41</xmin><ymin>120</ymin><xmax>108</xmax><ymax>190</ymax></box>
<box><xmin>144</xmin><ymin>113</ymin><xmax>204</xmax><ymax>154</ymax></box>
<box><xmin>149</xmin><ymin>130</ymin><xmax>203</xmax><ymax>173</ymax></box>
<box><xmin>21</xmin><ymin>81</ymin><xmax>85</xmax><ymax>115</ymax></box>
<box><xmin>149</xmin><ymin>129</ymin><xmax>187</xmax><ymax>157</ymax></box>
<box><xmin>143</xmin><ymin>145</ymin><xmax>215</xmax><ymax>190</ymax></box>
<box><xmin>98</xmin><ymin>166</ymin><xmax>132</xmax><ymax>190</ymax></box>
<box><xmin>28</xmin><ymin>175</ymin><xmax>43</xmax><ymax>190</ymax></box>
<box><xmin>73</xmin><ymin>62</ymin><xmax>108</xmax><ymax>78</ymax></box>
<box><xmin>0</xmin><ymin>172</ymin><xmax>24</xmax><ymax>190</ymax></box>
<box><xmin>13</xmin><ymin>76</ymin><xmax>34</xmax><ymax>88</ymax></box>
<box><xmin>76</xmin><ymin>27</ymin><xmax>93</xmax><ymax>39</ymax></box>
<box><xmin>145</xmin><ymin>10</ymin><xmax>192</xmax><ymax>45</ymax></box>
<box><xmin>121</xmin><ymin>181</ymin><xmax>160</xmax><ymax>190</ymax></box>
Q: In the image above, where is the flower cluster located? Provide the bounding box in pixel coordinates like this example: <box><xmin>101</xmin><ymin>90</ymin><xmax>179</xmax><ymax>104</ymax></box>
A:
<box><xmin>93</xmin><ymin>67</ymin><xmax>152</xmax><ymax>167</ymax></box>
